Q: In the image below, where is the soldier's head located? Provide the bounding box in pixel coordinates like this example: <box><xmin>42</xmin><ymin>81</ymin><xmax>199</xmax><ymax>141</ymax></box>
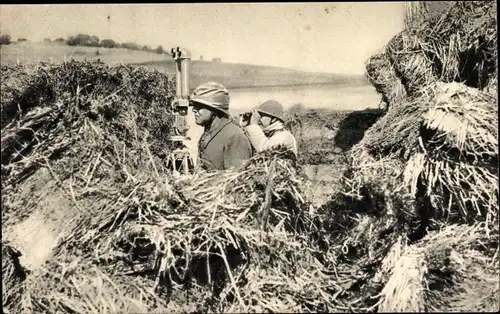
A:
<box><xmin>257</xmin><ymin>100</ymin><xmax>285</xmax><ymax>128</ymax></box>
<box><xmin>190</xmin><ymin>82</ymin><xmax>230</xmax><ymax>126</ymax></box>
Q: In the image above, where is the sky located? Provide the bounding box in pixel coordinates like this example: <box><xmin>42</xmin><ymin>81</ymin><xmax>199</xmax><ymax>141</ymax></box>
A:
<box><xmin>0</xmin><ymin>3</ymin><xmax>406</xmax><ymax>74</ymax></box>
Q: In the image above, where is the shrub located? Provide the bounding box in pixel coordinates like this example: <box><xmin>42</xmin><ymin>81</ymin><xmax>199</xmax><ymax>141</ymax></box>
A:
<box><xmin>155</xmin><ymin>45</ymin><xmax>165</xmax><ymax>54</ymax></box>
<box><xmin>0</xmin><ymin>34</ymin><xmax>12</xmax><ymax>45</ymax></box>
<box><xmin>100</xmin><ymin>39</ymin><xmax>118</xmax><ymax>48</ymax></box>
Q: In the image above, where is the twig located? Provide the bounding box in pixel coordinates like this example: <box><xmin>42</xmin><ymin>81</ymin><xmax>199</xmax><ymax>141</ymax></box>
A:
<box><xmin>217</xmin><ymin>242</ymin><xmax>245</xmax><ymax>309</ymax></box>
<box><xmin>260</xmin><ymin>158</ymin><xmax>277</xmax><ymax>231</ymax></box>
<box><xmin>85</xmin><ymin>150</ymin><xmax>102</xmax><ymax>189</ymax></box>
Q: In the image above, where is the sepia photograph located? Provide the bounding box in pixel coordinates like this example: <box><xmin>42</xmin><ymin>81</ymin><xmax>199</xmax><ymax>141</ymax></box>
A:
<box><xmin>1</xmin><ymin>1</ymin><xmax>498</xmax><ymax>313</ymax></box>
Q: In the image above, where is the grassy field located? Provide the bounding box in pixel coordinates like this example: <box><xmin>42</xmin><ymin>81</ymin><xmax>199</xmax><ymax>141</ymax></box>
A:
<box><xmin>0</xmin><ymin>41</ymin><xmax>167</xmax><ymax>65</ymax></box>
<box><xmin>1</xmin><ymin>41</ymin><xmax>369</xmax><ymax>89</ymax></box>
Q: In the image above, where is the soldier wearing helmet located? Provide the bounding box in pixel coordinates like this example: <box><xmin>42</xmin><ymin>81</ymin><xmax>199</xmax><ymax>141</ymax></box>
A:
<box><xmin>190</xmin><ymin>82</ymin><xmax>253</xmax><ymax>171</ymax></box>
<box><xmin>243</xmin><ymin>100</ymin><xmax>298</xmax><ymax>156</ymax></box>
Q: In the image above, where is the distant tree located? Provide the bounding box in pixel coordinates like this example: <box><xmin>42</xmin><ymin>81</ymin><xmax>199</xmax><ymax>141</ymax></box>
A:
<box><xmin>43</xmin><ymin>38</ymin><xmax>52</xmax><ymax>43</ymax></box>
<box><xmin>155</xmin><ymin>45</ymin><xmax>164</xmax><ymax>54</ymax></box>
<box><xmin>212</xmin><ymin>57</ymin><xmax>222</xmax><ymax>63</ymax></box>
<box><xmin>0</xmin><ymin>34</ymin><xmax>11</xmax><ymax>45</ymax></box>
<box><xmin>89</xmin><ymin>36</ymin><xmax>100</xmax><ymax>47</ymax></box>
<box><xmin>122</xmin><ymin>42</ymin><xmax>140</xmax><ymax>50</ymax></box>
<box><xmin>200</xmin><ymin>55</ymin><xmax>204</xmax><ymax>61</ymax></box>
<box><xmin>141</xmin><ymin>45</ymin><xmax>150</xmax><ymax>51</ymax></box>
<box><xmin>100</xmin><ymin>39</ymin><xmax>118</xmax><ymax>48</ymax></box>
<box><xmin>54</xmin><ymin>37</ymin><xmax>65</xmax><ymax>43</ymax></box>
<box><xmin>78</xmin><ymin>34</ymin><xmax>91</xmax><ymax>46</ymax></box>
<box><xmin>66</xmin><ymin>36</ymin><xmax>77</xmax><ymax>46</ymax></box>
<box><xmin>66</xmin><ymin>34</ymin><xmax>91</xmax><ymax>46</ymax></box>
<box><xmin>17</xmin><ymin>37</ymin><xmax>27</xmax><ymax>42</ymax></box>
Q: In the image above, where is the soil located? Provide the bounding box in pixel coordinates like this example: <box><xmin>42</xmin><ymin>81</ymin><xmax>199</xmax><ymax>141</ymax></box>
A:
<box><xmin>290</xmin><ymin>107</ymin><xmax>386</xmax><ymax>206</ymax></box>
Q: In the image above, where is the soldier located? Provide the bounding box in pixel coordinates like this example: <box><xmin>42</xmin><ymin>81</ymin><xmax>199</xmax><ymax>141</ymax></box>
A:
<box><xmin>191</xmin><ymin>82</ymin><xmax>253</xmax><ymax>171</ymax></box>
<box><xmin>243</xmin><ymin>100</ymin><xmax>298</xmax><ymax>156</ymax></box>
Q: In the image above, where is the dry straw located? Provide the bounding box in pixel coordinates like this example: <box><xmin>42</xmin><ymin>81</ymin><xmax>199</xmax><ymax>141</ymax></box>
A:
<box><xmin>42</xmin><ymin>150</ymin><xmax>345</xmax><ymax>313</ymax></box>
<box><xmin>422</xmin><ymin>82</ymin><xmax>498</xmax><ymax>157</ymax></box>
<box><xmin>385</xmin><ymin>30</ymin><xmax>440</xmax><ymax>96</ymax></box>
<box><xmin>404</xmin><ymin>0</ymin><xmax>497</xmax><ymax>89</ymax></box>
<box><xmin>378</xmin><ymin>223</ymin><xmax>499</xmax><ymax>312</ymax></box>
<box><xmin>15</xmin><ymin>259</ymin><xmax>177</xmax><ymax>314</ymax></box>
<box><xmin>360</xmin><ymin>92</ymin><xmax>432</xmax><ymax>161</ymax></box>
<box><xmin>2</xmin><ymin>242</ymin><xmax>28</xmax><ymax>314</ymax></box>
<box><xmin>1</xmin><ymin>60</ymin><xmax>175</xmax><ymax>228</ymax></box>
<box><xmin>377</xmin><ymin>246</ymin><xmax>427</xmax><ymax>313</ymax></box>
<box><xmin>403</xmin><ymin>82</ymin><xmax>498</xmax><ymax>224</ymax></box>
<box><xmin>365</xmin><ymin>52</ymin><xmax>407</xmax><ymax>108</ymax></box>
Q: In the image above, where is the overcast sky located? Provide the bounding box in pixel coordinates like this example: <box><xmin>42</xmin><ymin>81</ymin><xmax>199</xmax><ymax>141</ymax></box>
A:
<box><xmin>0</xmin><ymin>3</ymin><xmax>405</xmax><ymax>74</ymax></box>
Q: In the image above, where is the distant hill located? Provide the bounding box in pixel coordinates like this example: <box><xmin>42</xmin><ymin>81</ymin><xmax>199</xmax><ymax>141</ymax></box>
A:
<box><xmin>131</xmin><ymin>60</ymin><xmax>369</xmax><ymax>90</ymax></box>
<box><xmin>1</xmin><ymin>41</ymin><xmax>370</xmax><ymax>89</ymax></box>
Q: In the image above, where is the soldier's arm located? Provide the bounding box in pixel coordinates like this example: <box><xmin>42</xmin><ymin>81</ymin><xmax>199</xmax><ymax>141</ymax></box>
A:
<box><xmin>245</xmin><ymin>125</ymin><xmax>295</xmax><ymax>153</ymax></box>
<box><xmin>223</xmin><ymin>131</ymin><xmax>253</xmax><ymax>169</ymax></box>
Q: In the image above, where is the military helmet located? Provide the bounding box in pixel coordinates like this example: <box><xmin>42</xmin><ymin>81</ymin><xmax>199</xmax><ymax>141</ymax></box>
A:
<box><xmin>190</xmin><ymin>82</ymin><xmax>230</xmax><ymax>115</ymax></box>
<box><xmin>257</xmin><ymin>100</ymin><xmax>285</xmax><ymax>122</ymax></box>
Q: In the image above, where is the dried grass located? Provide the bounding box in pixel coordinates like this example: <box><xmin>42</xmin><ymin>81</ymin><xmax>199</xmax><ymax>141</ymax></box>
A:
<box><xmin>378</xmin><ymin>247</ymin><xmax>427</xmax><ymax>312</ymax></box>
<box><xmin>1</xmin><ymin>60</ymin><xmax>175</xmax><ymax>227</ymax></box>
<box><xmin>378</xmin><ymin>223</ymin><xmax>499</xmax><ymax>312</ymax></box>
<box><xmin>405</xmin><ymin>0</ymin><xmax>497</xmax><ymax>89</ymax></box>
<box><xmin>2</xmin><ymin>242</ymin><xmax>28</xmax><ymax>313</ymax></box>
<box><xmin>365</xmin><ymin>52</ymin><xmax>407</xmax><ymax>107</ymax></box>
<box><xmin>316</xmin><ymin>146</ymin><xmax>419</xmax><ymax>312</ymax></box>
<box><xmin>15</xmin><ymin>259</ymin><xmax>177</xmax><ymax>314</ymax></box>
<box><xmin>342</xmin><ymin>145</ymin><xmax>408</xmax><ymax>201</ymax></box>
<box><xmin>360</xmin><ymin>94</ymin><xmax>431</xmax><ymax>160</ymax></box>
<box><xmin>403</xmin><ymin>82</ymin><xmax>498</xmax><ymax>224</ymax></box>
<box><xmin>422</xmin><ymin>82</ymin><xmax>498</xmax><ymax>158</ymax></box>
<box><xmin>19</xmin><ymin>149</ymin><xmax>348</xmax><ymax>313</ymax></box>
<box><xmin>352</xmin><ymin>1</ymin><xmax>500</xmax><ymax>313</ymax></box>
<box><xmin>385</xmin><ymin>31</ymin><xmax>440</xmax><ymax>95</ymax></box>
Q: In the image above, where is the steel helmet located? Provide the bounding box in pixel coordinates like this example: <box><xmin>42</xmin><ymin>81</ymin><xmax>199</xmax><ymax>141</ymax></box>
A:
<box><xmin>190</xmin><ymin>82</ymin><xmax>230</xmax><ymax>116</ymax></box>
<box><xmin>257</xmin><ymin>100</ymin><xmax>284</xmax><ymax>122</ymax></box>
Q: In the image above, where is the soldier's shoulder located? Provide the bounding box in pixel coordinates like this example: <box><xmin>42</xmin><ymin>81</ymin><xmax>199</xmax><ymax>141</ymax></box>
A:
<box><xmin>225</xmin><ymin>121</ymin><xmax>249</xmax><ymax>137</ymax></box>
<box><xmin>225</xmin><ymin>120</ymin><xmax>243</xmax><ymax>131</ymax></box>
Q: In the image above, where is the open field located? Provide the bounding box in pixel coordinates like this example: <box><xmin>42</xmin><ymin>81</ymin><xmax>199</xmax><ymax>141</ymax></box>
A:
<box><xmin>1</xmin><ymin>41</ymin><xmax>369</xmax><ymax>90</ymax></box>
<box><xmin>0</xmin><ymin>41</ymin><xmax>168</xmax><ymax>65</ymax></box>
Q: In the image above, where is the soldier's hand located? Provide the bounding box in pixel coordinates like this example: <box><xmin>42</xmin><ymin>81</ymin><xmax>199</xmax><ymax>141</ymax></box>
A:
<box><xmin>249</xmin><ymin>109</ymin><xmax>261</xmax><ymax>126</ymax></box>
<box><xmin>239</xmin><ymin>113</ymin><xmax>250</xmax><ymax>127</ymax></box>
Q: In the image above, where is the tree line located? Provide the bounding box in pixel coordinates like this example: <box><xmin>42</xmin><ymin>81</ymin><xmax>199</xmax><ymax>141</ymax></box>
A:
<box><xmin>64</xmin><ymin>34</ymin><xmax>166</xmax><ymax>54</ymax></box>
<box><xmin>0</xmin><ymin>33</ymin><xmax>167</xmax><ymax>54</ymax></box>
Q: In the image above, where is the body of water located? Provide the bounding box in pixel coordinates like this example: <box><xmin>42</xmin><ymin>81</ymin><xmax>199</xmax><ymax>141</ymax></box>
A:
<box><xmin>227</xmin><ymin>83</ymin><xmax>382</xmax><ymax>115</ymax></box>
